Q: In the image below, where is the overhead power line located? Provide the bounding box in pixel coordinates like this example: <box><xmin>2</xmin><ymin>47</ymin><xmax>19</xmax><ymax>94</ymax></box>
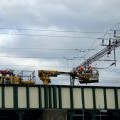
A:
<box><xmin>0</xmin><ymin>47</ymin><xmax>95</xmax><ymax>51</ymax></box>
<box><xmin>0</xmin><ymin>32</ymin><xmax>95</xmax><ymax>39</ymax></box>
<box><xmin>0</xmin><ymin>27</ymin><xmax>103</xmax><ymax>34</ymax></box>
<box><xmin>0</xmin><ymin>55</ymin><xmax>64</xmax><ymax>59</ymax></box>
<box><xmin>0</xmin><ymin>64</ymin><xmax>70</xmax><ymax>68</ymax></box>
<box><xmin>0</xmin><ymin>47</ymin><xmax>76</xmax><ymax>50</ymax></box>
<box><xmin>0</xmin><ymin>55</ymin><xmax>84</xmax><ymax>60</ymax></box>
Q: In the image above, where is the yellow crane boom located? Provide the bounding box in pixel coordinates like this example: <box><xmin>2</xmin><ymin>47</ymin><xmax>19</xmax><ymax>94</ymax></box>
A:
<box><xmin>38</xmin><ymin>69</ymin><xmax>99</xmax><ymax>85</ymax></box>
<box><xmin>38</xmin><ymin>70</ymin><xmax>71</xmax><ymax>85</ymax></box>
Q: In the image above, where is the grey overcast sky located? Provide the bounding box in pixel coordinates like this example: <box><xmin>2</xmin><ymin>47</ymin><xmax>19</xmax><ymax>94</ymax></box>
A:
<box><xmin>0</xmin><ymin>0</ymin><xmax>120</xmax><ymax>86</ymax></box>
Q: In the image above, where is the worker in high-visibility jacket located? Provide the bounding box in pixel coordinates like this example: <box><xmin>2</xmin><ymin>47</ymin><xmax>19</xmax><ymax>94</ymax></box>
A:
<box><xmin>88</xmin><ymin>66</ymin><xmax>93</xmax><ymax>73</ymax></box>
<box><xmin>77</xmin><ymin>66</ymin><xmax>87</xmax><ymax>80</ymax></box>
<box><xmin>78</xmin><ymin>66</ymin><xmax>84</xmax><ymax>73</ymax></box>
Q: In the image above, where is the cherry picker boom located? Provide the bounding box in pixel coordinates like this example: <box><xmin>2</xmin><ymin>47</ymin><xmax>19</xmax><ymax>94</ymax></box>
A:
<box><xmin>38</xmin><ymin>30</ymin><xmax>120</xmax><ymax>85</ymax></box>
<box><xmin>77</xmin><ymin>39</ymin><xmax>120</xmax><ymax>67</ymax></box>
<box><xmin>70</xmin><ymin>38</ymin><xmax>120</xmax><ymax>85</ymax></box>
<box><xmin>79</xmin><ymin>30</ymin><xmax>120</xmax><ymax>67</ymax></box>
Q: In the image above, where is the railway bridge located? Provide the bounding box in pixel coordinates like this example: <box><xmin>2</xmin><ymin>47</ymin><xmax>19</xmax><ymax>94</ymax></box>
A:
<box><xmin>0</xmin><ymin>85</ymin><xmax>119</xmax><ymax>120</ymax></box>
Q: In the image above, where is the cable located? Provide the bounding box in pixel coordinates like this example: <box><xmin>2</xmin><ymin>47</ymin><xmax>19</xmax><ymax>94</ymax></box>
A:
<box><xmin>0</xmin><ymin>27</ymin><xmax>104</xmax><ymax>34</ymax></box>
<box><xmin>0</xmin><ymin>47</ymin><xmax>73</xmax><ymax>50</ymax></box>
<box><xmin>0</xmin><ymin>64</ymin><xmax>71</xmax><ymax>68</ymax></box>
<box><xmin>0</xmin><ymin>55</ymin><xmax>65</xmax><ymax>59</ymax></box>
<box><xmin>0</xmin><ymin>32</ymin><xmax>95</xmax><ymax>39</ymax></box>
<box><xmin>0</xmin><ymin>55</ymin><xmax>86</xmax><ymax>61</ymax></box>
<box><xmin>0</xmin><ymin>47</ymin><xmax>95</xmax><ymax>51</ymax></box>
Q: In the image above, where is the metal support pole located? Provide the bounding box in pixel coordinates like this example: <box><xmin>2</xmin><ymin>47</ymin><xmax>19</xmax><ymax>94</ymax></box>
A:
<box><xmin>70</xmin><ymin>77</ymin><xmax>74</xmax><ymax>86</ymax></box>
<box><xmin>69</xmin><ymin>113</ymin><xmax>73</xmax><ymax>120</ymax></box>
<box><xmin>68</xmin><ymin>111</ymin><xmax>73</xmax><ymax>120</ymax></box>
<box><xmin>82</xmin><ymin>109</ymin><xmax>84</xmax><ymax>120</ymax></box>
<box><xmin>90</xmin><ymin>111</ymin><xmax>96</xmax><ymax>120</ymax></box>
<box><xmin>91</xmin><ymin>113</ymin><xmax>96</xmax><ymax>120</ymax></box>
<box><xmin>16</xmin><ymin>111</ymin><xmax>25</xmax><ymax>120</ymax></box>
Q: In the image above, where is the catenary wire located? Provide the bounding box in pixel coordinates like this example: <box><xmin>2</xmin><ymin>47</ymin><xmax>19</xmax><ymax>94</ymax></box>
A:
<box><xmin>0</xmin><ymin>27</ymin><xmax>104</xmax><ymax>34</ymax></box>
<box><xmin>0</xmin><ymin>32</ymin><xmax>96</xmax><ymax>39</ymax></box>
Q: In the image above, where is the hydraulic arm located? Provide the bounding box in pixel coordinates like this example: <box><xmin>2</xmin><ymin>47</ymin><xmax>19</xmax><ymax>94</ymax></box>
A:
<box><xmin>38</xmin><ymin>69</ymin><xmax>99</xmax><ymax>85</ymax></box>
<box><xmin>38</xmin><ymin>70</ymin><xmax>71</xmax><ymax>85</ymax></box>
<box><xmin>74</xmin><ymin>39</ymin><xmax>120</xmax><ymax>71</ymax></box>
